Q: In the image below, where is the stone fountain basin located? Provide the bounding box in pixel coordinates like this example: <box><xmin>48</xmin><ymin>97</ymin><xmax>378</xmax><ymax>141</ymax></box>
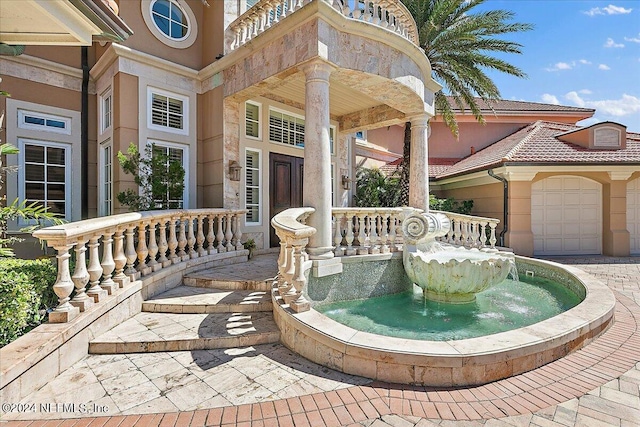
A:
<box><xmin>404</xmin><ymin>248</ymin><xmax>514</xmax><ymax>303</ymax></box>
<box><xmin>273</xmin><ymin>256</ymin><xmax>615</xmax><ymax>387</ymax></box>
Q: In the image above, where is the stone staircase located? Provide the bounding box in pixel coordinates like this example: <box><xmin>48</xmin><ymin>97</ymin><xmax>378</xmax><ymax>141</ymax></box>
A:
<box><xmin>89</xmin><ymin>254</ymin><xmax>281</xmax><ymax>354</ymax></box>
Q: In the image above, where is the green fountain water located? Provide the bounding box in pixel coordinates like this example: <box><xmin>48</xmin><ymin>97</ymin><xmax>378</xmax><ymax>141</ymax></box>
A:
<box><xmin>316</xmin><ymin>274</ymin><xmax>581</xmax><ymax>341</ymax></box>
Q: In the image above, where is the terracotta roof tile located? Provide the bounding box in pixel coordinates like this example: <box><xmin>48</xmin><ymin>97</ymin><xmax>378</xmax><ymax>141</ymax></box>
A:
<box><xmin>436</xmin><ymin>121</ymin><xmax>640</xmax><ymax>179</ymax></box>
<box><xmin>446</xmin><ymin>97</ymin><xmax>595</xmax><ymax>114</ymax></box>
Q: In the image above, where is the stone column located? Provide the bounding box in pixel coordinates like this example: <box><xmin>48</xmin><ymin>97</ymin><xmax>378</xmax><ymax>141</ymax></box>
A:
<box><xmin>302</xmin><ymin>59</ymin><xmax>334</xmax><ymax>259</ymax></box>
<box><xmin>409</xmin><ymin>115</ymin><xmax>430</xmax><ymax>211</ymax></box>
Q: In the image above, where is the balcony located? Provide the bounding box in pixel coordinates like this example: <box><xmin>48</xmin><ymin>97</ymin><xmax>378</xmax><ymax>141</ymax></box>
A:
<box><xmin>225</xmin><ymin>0</ymin><xmax>420</xmax><ymax>53</ymax></box>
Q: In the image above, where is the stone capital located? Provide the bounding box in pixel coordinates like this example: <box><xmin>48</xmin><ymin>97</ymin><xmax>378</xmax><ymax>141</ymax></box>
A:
<box><xmin>408</xmin><ymin>114</ymin><xmax>430</xmax><ymax>129</ymax></box>
<box><xmin>301</xmin><ymin>59</ymin><xmax>335</xmax><ymax>82</ymax></box>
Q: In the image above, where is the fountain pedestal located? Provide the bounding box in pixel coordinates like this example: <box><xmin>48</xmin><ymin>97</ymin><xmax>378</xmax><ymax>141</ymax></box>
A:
<box><xmin>402</xmin><ymin>212</ymin><xmax>514</xmax><ymax>304</ymax></box>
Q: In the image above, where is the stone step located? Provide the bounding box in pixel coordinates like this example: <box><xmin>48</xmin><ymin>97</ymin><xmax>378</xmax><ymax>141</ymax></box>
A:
<box><xmin>183</xmin><ymin>275</ymin><xmax>274</xmax><ymax>292</ymax></box>
<box><xmin>142</xmin><ymin>286</ymin><xmax>272</xmax><ymax>314</ymax></box>
<box><xmin>89</xmin><ymin>311</ymin><xmax>280</xmax><ymax>354</ymax></box>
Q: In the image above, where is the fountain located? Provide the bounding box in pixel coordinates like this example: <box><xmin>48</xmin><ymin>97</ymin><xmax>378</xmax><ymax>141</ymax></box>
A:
<box><xmin>271</xmin><ymin>208</ymin><xmax>616</xmax><ymax>387</ymax></box>
<box><xmin>402</xmin><ymin>211</ymin><xmax>516</xmax><ymax>304</ymax></box>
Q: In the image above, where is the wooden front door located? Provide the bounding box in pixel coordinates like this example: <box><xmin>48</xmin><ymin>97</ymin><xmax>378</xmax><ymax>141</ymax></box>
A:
<box><xmin>270</xmin><ymin>153</ymin><xmax>304</xmax><ymax>247</ymax></box>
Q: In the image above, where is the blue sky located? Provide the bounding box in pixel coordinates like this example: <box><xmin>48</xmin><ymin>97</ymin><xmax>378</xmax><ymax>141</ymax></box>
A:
<box><xmin>473</xmin><ymin>0</ymin><xmax>640</xmax><ymax>132</ymax></box>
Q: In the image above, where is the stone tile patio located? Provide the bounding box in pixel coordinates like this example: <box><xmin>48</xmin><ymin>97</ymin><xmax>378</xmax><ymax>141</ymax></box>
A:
<box><xmin>0</xmin><ymin>255</ymin><xmax>638</xmax><ymax>426</ymax></box>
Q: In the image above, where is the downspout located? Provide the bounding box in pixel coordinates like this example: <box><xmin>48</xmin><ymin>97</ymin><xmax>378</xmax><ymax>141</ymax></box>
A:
<box><xmin>488</xmin><ymin>169</ymin><xmax>508</xmax><ymax>247</ymax></box>
<box><xmin>81</xmin><ymin>47</ymin><xmax>89</xmax><ymax>219</ymax></box>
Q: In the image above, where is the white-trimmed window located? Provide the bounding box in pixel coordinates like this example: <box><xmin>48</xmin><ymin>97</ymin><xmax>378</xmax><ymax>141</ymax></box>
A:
<box><xmin>99</xmin><ymin>142</ymin><xmax>113</xmax><ymax>216</ymax></box>
<box><xmin>18</xmin><ymin>110</ymin><xmax>71</xmax><ymax>135</ymax></box>
<box><xmin>269</xmin><ymin>108</ymin><xmax>305</xmax><ymax>148</ymax></box>
<box><xmin>245</xmin><ymin>101</ymin><xmax>261</xmax><ymax>139</ymax></box>
<box><xmin>148</xmin><ymin>88</ymin><xmax>188</xmax><ymax>134</ymax></box>
<box><xmin>151</xmin><ymin>0</ymin><xmax>189</xmax><ymax>40</ymax></box>
<box><xmin>245</xmin><ymin>149</ymin><xmax>261</xmax><ymax>225</ymax></box>
<box><xmin>100</xmin><ymin>89</ymin><xmax>112</xmax><ymax>133</ymax></box>
<box><xmin>18</xmin><ymin>139</ymin><xmax>71</xmax><ymax>222</ymax></box>
<box><xmin>355</xmin><ymin>130</ymin><xmax>367</xmax><ymax>141</ymax></box>
<box><xmin>150</xmin><ymin>141</ymin><xmax>188</xmax><ymax>208</ymax></box>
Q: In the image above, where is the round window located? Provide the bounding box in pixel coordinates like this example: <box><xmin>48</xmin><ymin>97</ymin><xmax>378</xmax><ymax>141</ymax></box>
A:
<box><xmin>142</xmin><ymin>0</ymin><xmax>197</xmax><ymax>48</ymax></box>
<box><xmin>150</xmin><ymin>0</ymin><xmax>189</xmax><ymax>40</ymax></box>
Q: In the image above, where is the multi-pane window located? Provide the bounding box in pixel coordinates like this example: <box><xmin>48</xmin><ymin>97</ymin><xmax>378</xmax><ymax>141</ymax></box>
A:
<box><xmin>100</xmin><ymin>143</ymin><xmax>113</xmax><ymax>216</ymax></box>
<box><xmin>101</xmin><ymin>91</ymin><xmax>112</xmax><ymax>132</ymax></box>
<box><xmin>245</xmin><ymin>149</ymin><xmax>261</xmax><ymax>224</ymax></box>
<box><xmin>151</xmin><ymin>0</ymin><xmax>189</xmax><ymax>40</ymax></box>
<box><xmin>152</xmin><ymin>144</ymin><xmax>186</xmax><ymax>208</ymax></box>
<box><xmin>150</xmin><ymin>91</ymin><xmax>184</xmax><ymax>131</ymax></box>
<box><xmin>245</xmin><ymin>102</ymin><xmax>261</xmax><ymax>139</ymax></box>
<box><xmin>269</xmin><ymin>109</ymin><xmax>305</xmax><ymax>147</ymax></box>
<box><xmin>21</xmin><ymin>141</ymin><xmax>69</xmax><ymax>219</ymax></box>
<box><xmin>18</xmin><ymin>110</ymin><xmax>70</xmax><ymax>135</ymax></box>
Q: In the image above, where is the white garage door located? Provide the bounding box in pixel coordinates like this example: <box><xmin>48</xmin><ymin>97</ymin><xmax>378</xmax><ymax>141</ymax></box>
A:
<box><xmin>531</xmin><ymin>176</ymin><xmax>602</xmax><ymax>255</ymax></box>
<box><xmin>628</xmin><ymin>178</ymin><xmax>640</xmax><ymax>255</ymax></box>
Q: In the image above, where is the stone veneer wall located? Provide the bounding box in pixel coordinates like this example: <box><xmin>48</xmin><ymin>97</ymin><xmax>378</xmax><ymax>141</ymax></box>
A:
<box><xmin>305</xmin><ymin>254</ymin><xmax>412</xmax><ymax>305</ymax></box>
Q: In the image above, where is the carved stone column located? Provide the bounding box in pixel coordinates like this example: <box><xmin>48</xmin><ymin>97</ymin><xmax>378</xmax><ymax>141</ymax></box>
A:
<box><xmin>302</xmin><ymin>59</ymin><xmax>335</xmax><ymax>259</ymax></box>
<box><xmin>409</xmin><ymin>114</ymin><xmax>430</xmax><ymax>211</ymax></box>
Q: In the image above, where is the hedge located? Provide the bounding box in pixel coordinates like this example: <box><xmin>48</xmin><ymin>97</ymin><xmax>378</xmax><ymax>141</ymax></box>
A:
<box><xmin>0</xmin><ymin>258</ymin><xmax>57</xmax><ymax>347</ymax></box>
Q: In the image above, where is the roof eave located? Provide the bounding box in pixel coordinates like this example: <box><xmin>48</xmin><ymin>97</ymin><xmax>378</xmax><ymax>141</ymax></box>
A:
<box><xmin>69</xmin><ymin>0</ymin><xmax>133</xmax><ymax>42</ymax></box>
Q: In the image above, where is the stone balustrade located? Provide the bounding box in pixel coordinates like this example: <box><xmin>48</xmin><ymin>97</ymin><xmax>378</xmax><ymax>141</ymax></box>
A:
<box><xmin>332</xmin><ymin>208</ymin><xmax>500</xmax><ymax>255</ymax></box>
<box><xmin>226</xmin><ymin>0</ymin><xmax>419</xmax><ymax>52</ymax></box>
<box><xmin>332</xmin><ymin>207</ymin><xmax>405</xmax><ymax>256</ymax></box>
<box><xmin>431</xmin><ymin>210</ymin><xmax>499</xmax><ymax>250</ymax></box>
<box><xmin>32</xmin><ymin>209</ymin><xmax>247</xmax><ymax>323</ymax></box>
<box><xmin>271</xmin><ymin>207</ymin><xmax>316</xmax><ymax>313</ymax></box>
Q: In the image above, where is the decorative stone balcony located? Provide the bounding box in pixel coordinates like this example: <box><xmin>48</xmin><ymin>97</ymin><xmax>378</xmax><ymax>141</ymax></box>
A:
<box><xmin>226</xmin><ymin>0</ymin><xmax>419</xmax><ymax>53</ymax></box>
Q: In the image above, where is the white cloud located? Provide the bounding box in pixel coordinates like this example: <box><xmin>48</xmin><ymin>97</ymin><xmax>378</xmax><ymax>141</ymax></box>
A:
<box><xmin>545</xmin><ymin>62</ymin><xmax>572</xmax><ymax>71</ymax></box>
<box><xmin>578</xmin><ymin>59</ymin><xmax>592</xmax><ymax>65</ymax></box>
<box><xmin>604</xmin><ymin>38</ymin><xmax>625</xmax><ymax>48</ymax></box>
<box><xmin>625</xmin><ymin>34</ymin><xmax>640</xmax><ymax>43</ymax></box>
<box><xmin>599</xmin><ymin>64</ymin><xmax>611</xmax><ymax>70</ymax></box>
<box><xmin>541</xmin><ymin>94</ymin><xmax>560</xmax><ymax>105</ymax></box>
<box><xmin>564</xmin><ymin>92</ymin><xmax>640</xmax><ymax>116</ymax></box>
<box><xmin>584</xmin><ymin>4</ymin><xmax>633</xmax><ymax>16</ymax></box>
<box><xmin>579</xmin><ymin>89</ymin><xmax>593</xmax><ymax>95</ymax></box>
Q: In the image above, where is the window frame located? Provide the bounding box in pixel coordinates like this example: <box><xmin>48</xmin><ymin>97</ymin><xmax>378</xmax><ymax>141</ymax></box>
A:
<box><xmin>244</xmin><ymin>148</ymin><xmax>262</xmax><ymax>226</ymax></box>
<box><xmin>100</xmin><ymin>88</ymin><xmax>112</xmax><ymax>134</ymax></box>
<box><xmin>245</xmin><ymin>101</ymin><xmax>262</xmax><ymax>140</ymax></box>
<box><xmin>98</xmin><ymin>141</ymin><xmax>113</xmax><ymax>217</ymax></box>
<box><xmin>147</xmin><ymin>87</ymin><xmax>189</xmax><ymax>135</ymax></box>
<box><xmin>18</xmin><ymin>110</ymin><xmax>71</xmax><ymax>135</ymax></box>
<box><xmin>150</xmin><ymin>0</ymin><xmax>190</xmax><ymax>41</ymax></box>
<box><xmin>17</xmin><ymin>138</ymin><xmax>71</xmax><ymax>224</ymax></box>
<box><xmin>147</xmin><ymin>140</ymin><xmax>190</xmax><ymax>209</ymax></box>
<box><xmin>268</xmin><ymin>107</ymin><xmax>336</xmax><ymax>154</ymax></box>
<box><xmin>141</xmin><ymin>0</ymin><xmax>197</xmax><ymax>48</ymax></box>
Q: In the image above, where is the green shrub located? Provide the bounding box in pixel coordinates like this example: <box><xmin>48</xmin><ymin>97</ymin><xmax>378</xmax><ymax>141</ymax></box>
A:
<box><xmin>0</xmin><ymin>258</ymin><xmax>57</xmax><ymax>347</ymax></box>
<box><xmin>429</xmin><ymin>195</ymin><xmax>474</xmax><ymax>215</ymax></box>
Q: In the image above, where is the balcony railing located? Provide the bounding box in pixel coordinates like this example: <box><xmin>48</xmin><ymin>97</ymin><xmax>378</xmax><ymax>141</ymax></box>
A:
<box><xmin>226</xmin><ymin>0</ymin><xmax>419</xmax><ymax>52</ymax></box>
<box><xmin>32</xmin><ymin>209</ymin><xmax>247</xmax><ymax>323</ymax></box>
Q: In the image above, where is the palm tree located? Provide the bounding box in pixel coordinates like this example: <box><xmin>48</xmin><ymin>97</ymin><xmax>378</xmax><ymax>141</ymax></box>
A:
<box><xmin>398</xmin><ymin>0</ymin><xmax>532</xmax><ymax>202</ymax></box>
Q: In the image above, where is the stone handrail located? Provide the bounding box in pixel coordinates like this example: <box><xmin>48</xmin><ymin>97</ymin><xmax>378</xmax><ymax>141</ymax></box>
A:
<box><xmin>332</xmin><ymin>208</ymin><xmax>499</xmax><ymax>255</ymax></box>
<box><xmin>430</xmin><ymin>210</ymin><xmax>499</xmax><ymax>249</ymax></box>
<box><xmin>271</xmin><ymin>207</ymin><xmax>316</xmax><ymax>312</ymax></box>
<box><xmin>225</xmin><ymin>0</ymin><xmax>419</xmax><ymax>52</ymax></box>
<box><xmin>32</xmin><ymin>209</ymin><xmax>247</xmax><ymax>323</ymax></box>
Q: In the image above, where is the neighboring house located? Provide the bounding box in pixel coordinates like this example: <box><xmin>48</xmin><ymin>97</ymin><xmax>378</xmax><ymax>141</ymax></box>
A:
<box><xmin>367</xmin><ymin>100</ymin><xmax>640</xmax><ymax>257</ymax></box>
<box><xmin>1</xmin><ymin>0</ymin><xmax>439</xmax><ymax>258</ymax></box>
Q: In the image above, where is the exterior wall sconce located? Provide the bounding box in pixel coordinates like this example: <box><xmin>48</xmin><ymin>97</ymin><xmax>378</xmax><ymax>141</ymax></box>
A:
<box><xmin>341</xmin><ymin>174</ymin><xmax>351</xmax><ymax>190</ymax></box>
<box><xmin>229</xmin><ymin>160</ymin><xmax>242</xmax><ymax>181</ymax></box>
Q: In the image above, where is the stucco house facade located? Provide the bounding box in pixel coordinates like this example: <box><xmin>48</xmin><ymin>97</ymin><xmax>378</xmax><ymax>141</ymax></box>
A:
<box><xmin>1</xmin><ymin>0</ymin><xmax>638</xmax><ymax>258</ymax></box>
<box><xmin>1</xmin><ymin>0</ymin><xmax>440</xmax><ymax>260</ymax></box>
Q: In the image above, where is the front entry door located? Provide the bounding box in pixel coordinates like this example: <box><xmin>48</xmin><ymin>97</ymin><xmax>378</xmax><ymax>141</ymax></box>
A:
<box><xmin>270</xmin><ymin>153</ymin><xmax>304</xmax><ymax>247</ymax></box>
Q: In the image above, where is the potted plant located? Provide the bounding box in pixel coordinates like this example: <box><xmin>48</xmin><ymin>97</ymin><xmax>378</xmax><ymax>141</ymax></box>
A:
<box><xmin>243</xmin><ymin>238</ymin><xmax>256</xmax><ymax>259</ymax></box>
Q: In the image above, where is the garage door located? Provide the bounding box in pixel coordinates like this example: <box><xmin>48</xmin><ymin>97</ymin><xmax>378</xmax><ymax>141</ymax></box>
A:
<box><xmin>628</xmin><ymin>178</ymin><xmax>640</xmax><ymax>255</ymax></box>
<box><xmin>531</xmin><ymin>176</ymin><xmax>602</xmax><ymax>255</ymax></box>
